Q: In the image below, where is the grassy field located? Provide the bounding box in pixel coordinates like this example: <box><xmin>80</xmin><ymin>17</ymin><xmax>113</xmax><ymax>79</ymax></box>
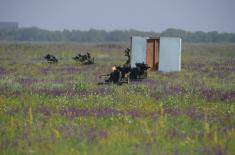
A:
<box><xmin>0</xmin><ymin>42</ymin><xmax>235</xmax><ymax>155</ymax></box>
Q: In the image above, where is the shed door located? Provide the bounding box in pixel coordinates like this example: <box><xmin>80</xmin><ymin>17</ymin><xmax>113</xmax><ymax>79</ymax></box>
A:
<box><xmin>146</xmin><ymin>39</ymin><xmax>159</xmax><ymax>70</ymax></box>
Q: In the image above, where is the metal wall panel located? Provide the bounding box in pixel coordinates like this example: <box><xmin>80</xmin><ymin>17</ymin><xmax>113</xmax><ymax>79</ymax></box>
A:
<box><xmin>159</xmin><ymin>37</ymin><xmax>181</xmax><ymax>72</ymax></box>
<box><xmin>130</xmin><ymin>36</ymin><xmax>148</xmax><ymax>67</ymax></box>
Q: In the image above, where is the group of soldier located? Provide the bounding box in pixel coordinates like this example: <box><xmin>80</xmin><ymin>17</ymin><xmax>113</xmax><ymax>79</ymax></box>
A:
<box><xmin>44</xmin><ymin>52</ymin><xmax>94</xmax><ymax>64</ymax></box>
<box><xmin>44</xmin><ymin>48</ymin><xmax>150</xmax><ymax>85</ymax></box>
<box><xmin>99</xmin><ymin>48</ymin><xmax>150</xmax><ymax>84</ymax></box>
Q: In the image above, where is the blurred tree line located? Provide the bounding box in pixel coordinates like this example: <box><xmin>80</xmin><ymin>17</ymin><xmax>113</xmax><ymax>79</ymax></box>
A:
<box><xmin>0</xmin><ymin>27</ymin><xmax>235</xmax><ymax>43</ymax></box>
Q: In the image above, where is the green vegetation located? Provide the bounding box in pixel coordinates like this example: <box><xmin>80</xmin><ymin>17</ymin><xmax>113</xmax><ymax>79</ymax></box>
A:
<box><xmin>0</xmin><ymin>42</ymin><xmax>235</xmax><ymax>154</ymax></box>
<box><xmin>1</xmin><ymin>27</ymin><xmax>235</xmax><ymax>43</ymax></box>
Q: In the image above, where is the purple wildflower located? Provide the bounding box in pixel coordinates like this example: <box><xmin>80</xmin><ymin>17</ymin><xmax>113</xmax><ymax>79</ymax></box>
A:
<box><xmin>0</xmin><ymin>67</ymin><xmax>6</xmax><ymax>75</ymax></box>
<box><xmin>182</xmin><ymin>63</ymin><xmax>206</xmax><ymax>71</ymax></box>
<box><xmin>41</xmin><ymin>68</ymin><xmax>50</xmax><ymax>75</ymax></box>
<box><xmin>60</xmin><ymin>107</ymin><xmax>118</xmax><ymax>118</ymax></box>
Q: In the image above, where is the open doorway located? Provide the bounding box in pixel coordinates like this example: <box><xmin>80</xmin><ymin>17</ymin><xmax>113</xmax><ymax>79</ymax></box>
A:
<box><xmin>146</xmin><ymin>38</ymin><xmax>160</xmax><ymax>70</ymax></box>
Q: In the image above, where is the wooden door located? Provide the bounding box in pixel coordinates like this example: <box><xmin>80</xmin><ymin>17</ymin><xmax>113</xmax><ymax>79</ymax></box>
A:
<box><xmin>146</xmin><ymin>39</ymin><xmax>159</xmax><ymax>70</ymax></box>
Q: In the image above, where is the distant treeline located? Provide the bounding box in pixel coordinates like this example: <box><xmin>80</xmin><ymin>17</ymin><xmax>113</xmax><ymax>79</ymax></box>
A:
<box><xmin>0</xmin><ymin>27</ymin><xmax>235</xmax><ymax>43</ymax></box>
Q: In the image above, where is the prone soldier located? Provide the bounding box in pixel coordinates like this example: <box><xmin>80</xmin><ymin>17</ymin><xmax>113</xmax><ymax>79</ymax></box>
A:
<box><xmin>44</xmin><ymin>54</ymin><xmax>58</xmax><ymax>63</ymax></box>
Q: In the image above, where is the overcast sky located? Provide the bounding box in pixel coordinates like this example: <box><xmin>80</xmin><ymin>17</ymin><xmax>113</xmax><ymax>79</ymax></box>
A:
<box><xmin>0</xmin><ymin>0</ymin><xmax>235</xmax><ymax>32</ymax></box>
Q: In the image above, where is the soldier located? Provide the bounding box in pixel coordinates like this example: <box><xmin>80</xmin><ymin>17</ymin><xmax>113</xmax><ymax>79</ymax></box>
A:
<box><xmin>44</xmin><ymin>54</ymin><xmax>58</xmax><ymax>63</ymax></box>
<box><xmin>130</xmin><ymin>62</ymin><xmax>150</xmax><ymax>80</ymax></box>
<box><xmin>73</xmin><ymin>52</ymin><xmax>94</xmax><ymax>64</ymax></box>
<box><xmin>87</xmin><ymin>52</ymin><xmax>91</xmax><ymax>59</ymax></box>
<box><xmin>124</xmin><ymin>48</ymin><xmax>131</xmax><ymax>66</ymax></box>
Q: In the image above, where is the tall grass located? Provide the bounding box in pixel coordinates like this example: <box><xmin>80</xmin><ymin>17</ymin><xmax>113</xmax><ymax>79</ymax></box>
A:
<box><xmin>0</xmin><ymin>42</ymin><xmax>235</xmax><ymax>154</ymax></box>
